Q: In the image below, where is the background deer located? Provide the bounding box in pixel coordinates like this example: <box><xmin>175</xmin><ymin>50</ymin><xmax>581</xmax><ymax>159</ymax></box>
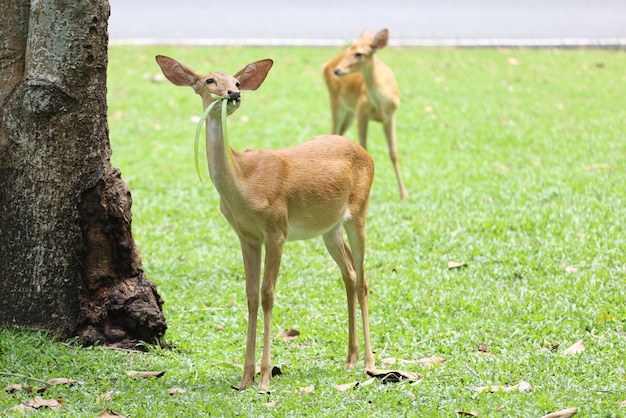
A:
<box><xmin>323</xmin><ymin>28</ymin><xmax>408</xmax><ymax>200</ymax></box>
<box><xmin>155</xmin><ymin>55</ymin><xmax>376</xmax><ymax>390</ymax></box>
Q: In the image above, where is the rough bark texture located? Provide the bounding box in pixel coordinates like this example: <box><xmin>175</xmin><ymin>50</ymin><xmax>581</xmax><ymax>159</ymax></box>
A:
<box><xmin>0</xmin><ymin>0</ymin><xmax>166</xmax><ymax>348</ymax></box>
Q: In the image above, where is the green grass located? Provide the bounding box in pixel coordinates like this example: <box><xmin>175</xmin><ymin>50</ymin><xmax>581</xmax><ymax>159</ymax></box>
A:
<box><xmin>2</xmin><ymin>45</ymin><xmax>625</xmax><ymax>416</ymax></box>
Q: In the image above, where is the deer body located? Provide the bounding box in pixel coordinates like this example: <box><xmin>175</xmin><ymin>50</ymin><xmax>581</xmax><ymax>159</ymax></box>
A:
<box><xmin>323</xmin><ymin>28</ymin><xmax>408</xmax><ymax>200</ymax></box>
<box><xmin>156</xmin><ymin>55</ymin><xmax>376</xmax><ymax>390</ymax></box>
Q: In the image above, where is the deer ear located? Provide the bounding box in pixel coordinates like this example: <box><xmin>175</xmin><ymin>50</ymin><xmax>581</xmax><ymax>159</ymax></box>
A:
<box><xmin>372</xmin><ymin>29</ymin><xmax>389</xmax><ymax>50</ymax></box>
<box><xmin>358</xmin><ymin>28</ymin><xmax>374</xmax><ymax>42</ymax></box>
<box><xmin>234</xmin><ymin>59</ymin><xmax>273</xmax><ymax>91</ymax></box>
<box><xmin>155</xmin><ymin>55</ymin><xmax>199</xmax><ymax>87</ymax></box>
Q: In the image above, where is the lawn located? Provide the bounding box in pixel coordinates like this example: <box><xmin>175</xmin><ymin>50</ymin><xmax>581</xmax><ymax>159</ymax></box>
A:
<box><xmin>1</xmin><ymin>45</ymin><xmax>625</xmax><ymax>416</ymax></box>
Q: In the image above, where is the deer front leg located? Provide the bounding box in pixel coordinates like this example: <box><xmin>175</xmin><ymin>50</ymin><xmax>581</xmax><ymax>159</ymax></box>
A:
<box><xmin>258</xmin><ymin>236</ymin><xmax>285</xmax><ymax>390</ymax></box>
<box><xmin>322</xmin><ymin>226</ymin><xmax>359</xmax><ymax>369</ymax></box>
<box><xmin>357</xmin><ymin>109</ymin><xmax>369</xmax><ymax>150</ymax></box>
<box><xmin>239</xmin><ymin>239</ymin><xmax>262</xmax><ymax>390</ymax></box>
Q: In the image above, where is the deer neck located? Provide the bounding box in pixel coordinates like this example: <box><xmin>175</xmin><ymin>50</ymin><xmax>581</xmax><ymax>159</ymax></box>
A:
<box><xmin>205</xmin><ymin>111</ymin><xmax>240</xmax><ymax>196</ymax></box>
<box><xmin>360</xmin><ymin>57</ymin><xmax>384</xmax><ymax>98</ymax></box>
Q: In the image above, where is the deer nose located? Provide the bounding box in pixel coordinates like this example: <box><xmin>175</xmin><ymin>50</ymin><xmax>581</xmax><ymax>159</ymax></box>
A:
<box><xmin>334</xmin><ymin>68</ymin><xmax>341</xmax><ymax>76</ymax></box>
<box><xmin>227</xmin><ymin>90</ymin><xmax>241</xmax><ymax>100</ymax></box>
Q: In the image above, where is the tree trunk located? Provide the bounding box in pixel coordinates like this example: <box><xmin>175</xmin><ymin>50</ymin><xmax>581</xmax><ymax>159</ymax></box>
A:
<box><xmin>0</xmin><ymin>0</ymin><xmax>166</xmax><ymax>348</ymax></box>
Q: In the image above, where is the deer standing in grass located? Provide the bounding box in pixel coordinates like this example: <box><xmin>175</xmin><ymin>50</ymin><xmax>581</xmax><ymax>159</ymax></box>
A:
<box><xmin>155</xmin><ymin>55</ymin><xmax>376</xmax><ymax>391</ymax></box>
<box><xmin>323</xmin><ymin>28</ymin><xmax>408</xmax><ymax>200</ymax></box>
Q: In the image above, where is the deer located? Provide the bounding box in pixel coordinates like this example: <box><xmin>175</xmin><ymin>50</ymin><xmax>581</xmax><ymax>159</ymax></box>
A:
<box><xmin>323</xmin><ymin>28</ymin><xmax>408</xmax><ymax>201</ymax></box>
<box><xmin>155</xmin><ymin>55</ymin><xmax>376</xmax><ymax>391</ymax></box>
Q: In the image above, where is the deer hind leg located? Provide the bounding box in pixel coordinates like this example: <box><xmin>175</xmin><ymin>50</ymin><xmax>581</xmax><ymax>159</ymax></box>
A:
<box><xmin>239</xmin><ymin>240</ymin><xmax>262</xmax><ymax>390</ymax></box>
<box><xmin>322</xmin><ymin>224</ymin><xmax>359</xmax><ymax>368</ymax></box>
<box><xmin>383</xmin><ymin>116</ymin><xmax>408</xmax><ymax>200</ymax></box>
<box><xmin>258</xmin><ymin>235</ymin><xmax>285</xmax><ymax>391</ymax></box>
<box><xmin>343</xmin><ymin>217</ymin><xmax>375</xmax><ymax>371</ymax></box>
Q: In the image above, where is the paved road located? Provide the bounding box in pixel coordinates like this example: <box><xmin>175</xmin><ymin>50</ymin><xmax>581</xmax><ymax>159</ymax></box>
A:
<box><xmin>108</xmin><ymin>0</ymin><xmax>626</xmax><ymax>46</ymax></box>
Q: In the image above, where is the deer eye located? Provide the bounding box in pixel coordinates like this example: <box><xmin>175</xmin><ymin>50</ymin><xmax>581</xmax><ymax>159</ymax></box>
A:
<box><xmin>205</xmin><ymin>78</ymin><xmax>216</xmax><ymax>84</ymax></box>
<box><xmin>235</xmin><ymin>81</ymin><xmax>241</xmax><ymax>88</ymax></box>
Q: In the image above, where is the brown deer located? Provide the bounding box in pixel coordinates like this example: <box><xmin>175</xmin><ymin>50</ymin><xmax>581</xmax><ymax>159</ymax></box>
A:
<box><xmin>155</xmin><ymin>55</ymin><xmax>376</xmax><ymax>390</ymax></box>
<box><xmin>323</xmin><ymin>28</ymin><xmax>408</xmax><ymax>200</ymax></box>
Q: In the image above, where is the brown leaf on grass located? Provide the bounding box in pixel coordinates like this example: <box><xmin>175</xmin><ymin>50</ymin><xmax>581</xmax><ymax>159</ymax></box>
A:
<box><xmin>9</xmin><ymin>404</ymin><xmax>34</xmax><ymax>412</ymax></box>
<box><xmin>541</xmin><ymin>339</ymin><xmax>560</xmax><ymax>352</ymax></box>
<box><xmin>277</xmin><ymin>328</ymin><xmax>300</xmax><ymax>342</ymax></box>
<box><xmin>24</xmin><ymin>396</ymin><xmax>61</xmax><ymax>409</ymax></box>
<box><xmin>125</xmin><ymin>370</ymin><xmax>165</xmax><ymax>379</ymax></box>
<box><xmin>448</xmin><ymin>261</ymin><xmax>467</xmax><ymax>270</ymax></box>
<box><xmin>264</xmin><ymin>401</ymin><xmax>277</xmax><ymax>408</ymax></box>
<box><xmin>4</xmin><ymin>383</ymin><xmax>33</xmax><ymax>394</ymax></box>
<box><xmin>366</xmin><ymin>368</ymin><xmax>419</xmax><ymax>383</ymax></box>
<box><xmin>98</xmin><ymin>408</ymin><xmax>126</xmax><ymax>417</ymax></box>
<box><xmin>564</xmin><ymin>265</ymin><xmax>578</xmax><ymax>273</ymax></box>
<box><xmin>47</xmin><ymin>377</ymin><xmax>85</xmax><ymax>386</ymax></box>
<box><xmin>475</xmin><ymin>381</ymin><xmax>532</xmax><ymax>393</ymax></box>
<box><xmin>334</xmin><ymin>381</ymin><xmax>359</xmax><ymax>391</ymax></box>
<box><xmin>415</xmin><ymin>356</ymin><xmax>445</xmax><ymax>366</ymax></box>
<box><xmin>478</xmin><ymin>343</ymin><xmax>490</xmax><ymax>353</ymax></box>
<box><xmin>541</xmin><ymin>407</ymin><xmax>579</xmax><ymax>418</ymax></box>
<box><xmin>168</xmin><ymin>387</ymin><xmax>186</xmax><ymax>395</ymax></box>
<box><xmin>621</xmin><ymin>400</ymin><xmax>626</xmax><ymax>407</ymax></box>
<box><xmin>254</xmin><ymin>365</ymin><xmax>283</xmax><ymax>377</ymax></box>
<box><xmin>96</xmin><ymin>391</ymin><xmax>113</xmax><ymax>404</ymax></box>
<box><xmin>381</xmin><ymin>357</ymin><xmax>397</xmax><ymax>367</ymax></box>
<box><xmin>299</xmin><ymin>385</ymin><xmax>315</xmax><ymax>393</ymax></box>
<box><xmin>563</xmin><ymin>340</ymin><xmax>584</xmax><ymax>355</ymax></box>
<box><xmin>456</xmin><ymin>412</ymin><xmax>479</xmax><ymax>417</ymax></box>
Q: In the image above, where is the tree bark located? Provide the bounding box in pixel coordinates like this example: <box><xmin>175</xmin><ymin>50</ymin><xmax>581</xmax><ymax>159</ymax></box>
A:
<box><xmin>0</xmin><ymin>0</ymin><xmax>166</xmax><ymax>348</ymax></box>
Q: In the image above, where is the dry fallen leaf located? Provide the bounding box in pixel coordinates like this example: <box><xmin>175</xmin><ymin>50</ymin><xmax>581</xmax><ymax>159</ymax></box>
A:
<box><xmin>334</xmin><ymin>381</ymin><xmax>359</xmax><ymax>391</ymax></box>
<box><xmin>47</xmin><ymin>377</ymin><xmax>85</xmax><ymax>386</ymax></box>
<box><xmin>564</xmin><ymin>265</ymin><xmax>578</xmax><ymax>273</ymax></box>
<box><xmin>125</xmin><ymin>370</ymin><xmax>165</xmax><ymax>379</ymax></box>
<box><xmin>168</xmin><ymin>387</ymin><xmax>186</xmax><ymax>395</ymax></box>
<box><xmin>96</xmin><ymin>391</ymin><xmax>113</xmax><ymax>404</ymax></box>
<box><xmin>366</xmin><ymin>368</ymin><xmax>419</xmax><ymax>383</ymax></box>
<box><xmin>620</xmin><ymin>400</ymin><xmax>626</xmax><ymax>407</ymax></box>
<box><xmin>24</xmin><ymin>396</ymin><xmax>61</xmax><ymax>409</ymax></box>
<box><xmin>264</xmin><ymin>401</ymin><xmax>277</xmax><ymax>408</ymax></box>
<box><xmin>477</xmin><ymin>343</ymin><xmax>490</xmax><ymax>353</ymax></box>
<box><xmin>415</xmin><ymin>356</ymin><xmax>445</xmax><ymax>366</ymax></box>
<box><xmin>4</xmin><ymin>383</ymin><xmax>33</xmax><ymax>393</ymax></box>
<box><xmin>475</xmin><ymin>381</ymin><xmax>532</xmax><ymax>393</ymax></box>
<box><xmin>448</xmin><ymin>261</ymin><xmax>467</xmax><ymax>270</ymax></box>
<box><xmin>456</xmin><ymin>411</ymin><xmax>479</xmax><ymax>417</ymax></box>
<box><xmin>9</xmin><ymin>404</ymin><xmax>34</xmax><ymax>412</ymax></box>
<box><xmin>277</xmin><ymin>328</ymin><xmax>300</xmax><ymax>342</ymax></box>
<box><xmin>542</xmin><ymin>339</ymin><xmax>560</xmax><ymax>352</ymax></box>
<box><xmin>299</xmin><ymin>385</ymin><xmax>315</xmax><ymax>393</ymax></box>
<box><xmin>563</xmin><ymin>340</ymin><xmax>584</xmax><ymax>355</ymax></box>
<box><xmin>541</xmin><ymin>407</ymin><xmax>579</xmax><ymax>418</ymax></box>
<box><xmin>98</xmin><ymin>408</ymin><xmax>126</xmax><ymax>417</ymax></box>
<box><xmin>381</xmin><ymin>357</ymin><xmax>397</xmax><ymax>367</ymax></box>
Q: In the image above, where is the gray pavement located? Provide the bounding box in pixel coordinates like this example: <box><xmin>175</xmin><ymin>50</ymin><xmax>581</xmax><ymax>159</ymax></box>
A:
<box><xmin>108</xmin><ymin>0</ymin><xmax>626</xmax><ymax>47</ymax></box>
